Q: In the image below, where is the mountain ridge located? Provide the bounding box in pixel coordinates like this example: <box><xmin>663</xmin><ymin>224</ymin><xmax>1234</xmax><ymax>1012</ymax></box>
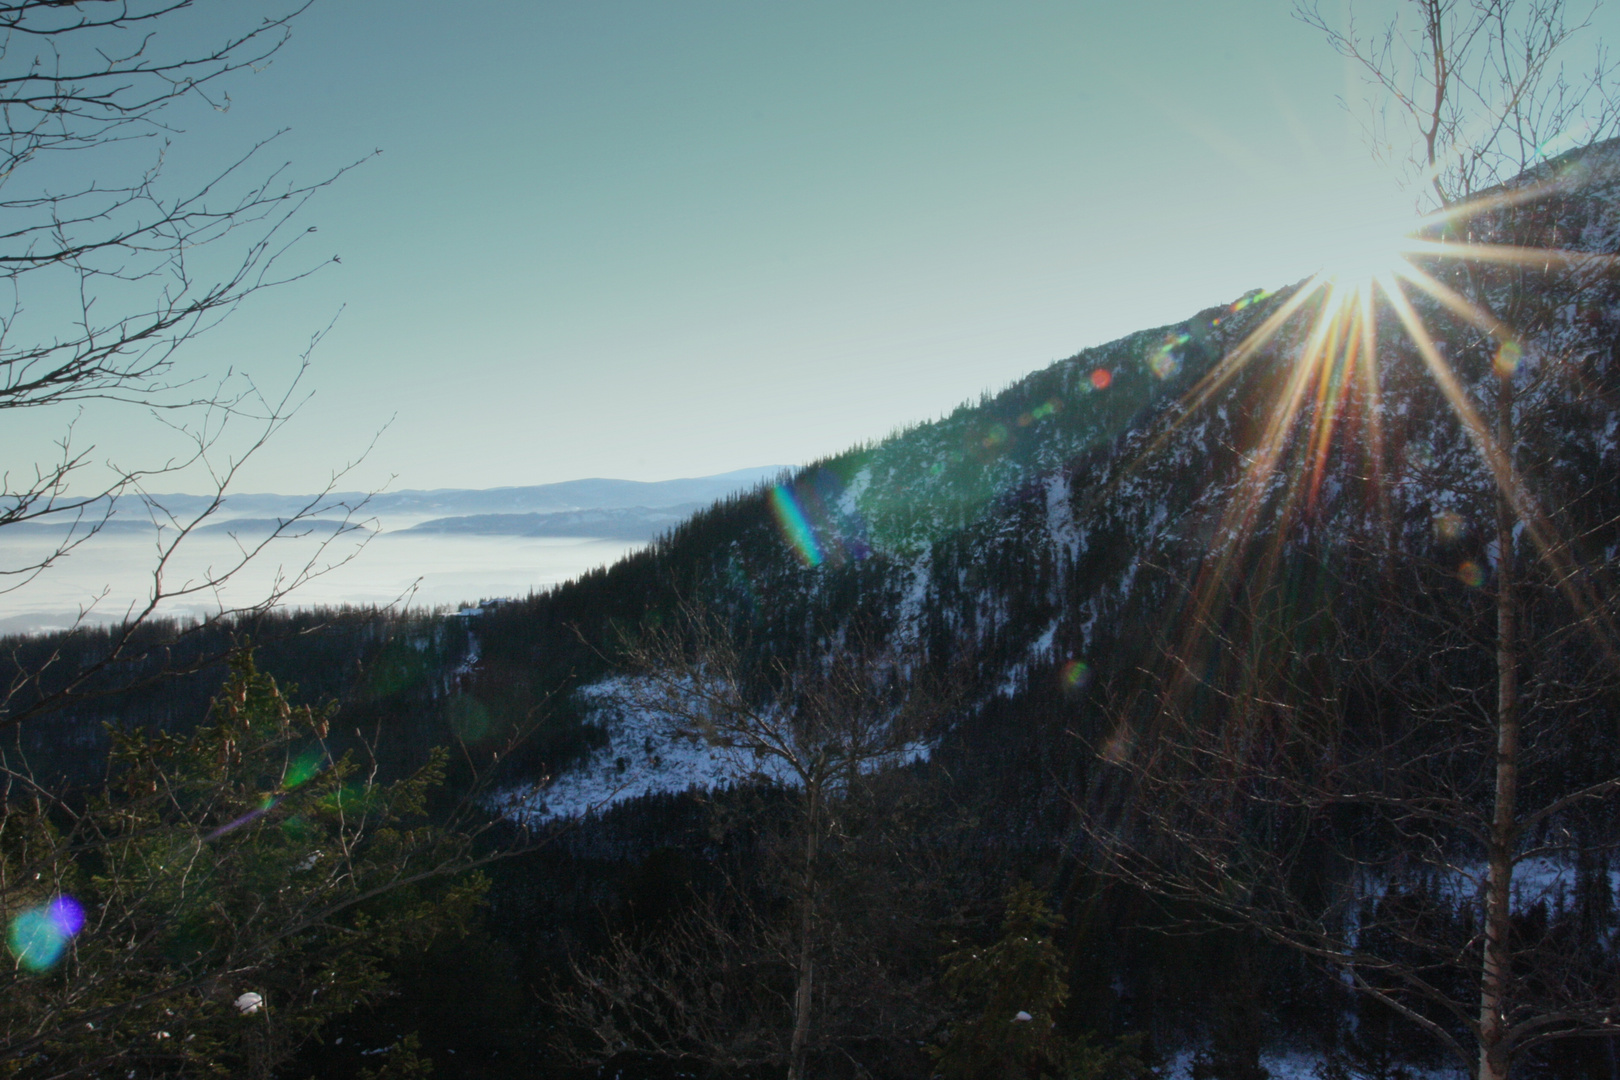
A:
<box><xmin>475</xmin><ymin>138</ymin><xmax>1620</xmax><ymax>826</ymax></box>
<box><xmin>18</xmin><ymin>466</ymin><xmax>787</xmax><ymax>532</ymax></box>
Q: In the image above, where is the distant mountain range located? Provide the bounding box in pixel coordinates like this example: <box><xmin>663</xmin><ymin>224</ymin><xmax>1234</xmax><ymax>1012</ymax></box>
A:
<box><xmin>14</xmin><ymin>467</ymin><xmax>786</xmax><ymax>540</ymax></box>
<box><xmin>399</xmin><ymin>504</ymin><xmax>706</xmax><ymax>541</ymax></box>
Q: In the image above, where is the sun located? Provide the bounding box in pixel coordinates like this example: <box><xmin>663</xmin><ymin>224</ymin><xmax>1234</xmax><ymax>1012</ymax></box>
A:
<box><xmin>1157</xmin><ymin>173</ymin><xmax>1617</xmax><ymax>641</ymax></box>
<box><xmin>1310</xmin><ymin>205</ymin><xmax>1427</xmax><ymax>291</ymax></box>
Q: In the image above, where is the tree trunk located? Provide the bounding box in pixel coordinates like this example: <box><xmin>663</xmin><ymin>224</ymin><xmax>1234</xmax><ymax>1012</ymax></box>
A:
<box><xmin>1477</xmin><ymin>376</ymin><xmax>1520</xmax><ymax>1080</ymax></box>
<box><xmin>788</xmin><ymin>782</ymin><xmax>820</xmax><ymax>1080</ymax></box>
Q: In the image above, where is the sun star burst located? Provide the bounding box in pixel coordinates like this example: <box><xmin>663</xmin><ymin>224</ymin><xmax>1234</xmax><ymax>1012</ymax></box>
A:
<box><xmin>1170</xmin><ymin>172</ymin><xmax>1620</xmax><ymax>668</ymax></box>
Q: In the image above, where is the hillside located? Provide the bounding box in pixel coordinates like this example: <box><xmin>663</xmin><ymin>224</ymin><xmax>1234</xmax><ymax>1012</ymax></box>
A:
<box><xmin>10</xmin><ymin>143</ymin><xmax>1620</xmax><ymax>1080</ymax></box>
<box><xmin>477</xmin><ymin>141</ymin><xmax>1620</xmax><ymax>814</ymax></box>
<box><xmin>434</xmin><ymin>141</ymin><xmax>1620</xmax><ymax>1076</ymax></box>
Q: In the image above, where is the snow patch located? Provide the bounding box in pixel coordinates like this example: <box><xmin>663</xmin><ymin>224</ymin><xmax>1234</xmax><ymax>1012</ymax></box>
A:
<box><xmin>838</xmin><ymin>467</ymin><xmax>872</xmax><ymax>516</ymax></box>
<box><xmin>492</xmin><ymin>679</ymin><xmax>760</xmax><ymax>823</ymax></box>
<box><xmin>1043</xmin><ymin>472</ymin><xmax>1077</xmax><ymax>551</ymax></box>
<box><xmin>893</xmin><ymin>548</ymin><xmax>934</xmax><ymax>646</ymax></box>
<box><xmin>1162</xmin><ymin>1047</ymin><xmax>1462</xmax><ymax>1080</ymax></box>
<box><xmin>452</xmin><ymin>632</ymin><xmax>480</xmax><ymax>676</ymax></box>
<box><xmin>493</xmin><ymin>677</ymin><xmax>932</xmax><ymax>824</ymax></box>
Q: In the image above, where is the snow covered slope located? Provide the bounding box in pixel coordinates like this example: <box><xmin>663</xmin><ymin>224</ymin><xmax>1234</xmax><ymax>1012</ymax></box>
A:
<box><xmin>484</xmin><ymin>138</ymin><xmax>1620</xmax><ymax>826</ymax></box>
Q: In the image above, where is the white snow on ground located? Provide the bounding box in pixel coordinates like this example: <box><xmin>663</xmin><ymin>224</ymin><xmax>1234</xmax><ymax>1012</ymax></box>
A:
<box><xmin>1428</xmin><ymin>854</ymin><xmax>1620</xmax><ymax>913</ymax></box>
<box><xmin>452</xmin><ymin>631</ymin><xmax>480</xmax><ymax>676</ymax></box>
<box><xmin>1162</xmin><ymin>1048</ymin><xmax>1464</xmax><ymax>1080</ymax></box>
<box><xmin>492</xmin><ymin>677</ymin><xmax>931</xmax><ymax>824</ymax></box>
<box><xmin>893</xmin><ymin>547</ymin><xmax>934</xmax><ymax>646</ymax></box>
<box><xmin>1029</xmin><ymin>618</ymin><xmax>1059</xmax><ymax>662</ymax></box>
<box><xmin>1044</xmin><ymin>472</ymin><xmax>1077</xmax><ymax>553</ymax></box>
<box><xmin>1344</xmin><ymin>856</ymin><xmax>1620</xmax><ymax>915</ymax></box>
<box><xmin>1336</xmin><ymin>855</ymin><xmax>1620</xmax><ymax>952</ymax></box>
<box><xmin>493</xmin><ymin>679</ymin><xmax>759</xmax><ymax>823</ymax></box>
<box><xmin>837</xmin><ymin>466</ymin><xmax>872</xmax><ymax>516</ymax></box>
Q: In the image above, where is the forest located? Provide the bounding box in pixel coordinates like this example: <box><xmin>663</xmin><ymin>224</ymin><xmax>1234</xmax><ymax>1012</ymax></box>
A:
<box><xmin>6</xmin><ymin>138</ymin><xmax>1620</xmax><ymax>1076</ymax></box>
<box><xmin>6</xmin><ymin>3</ymin><xmax>1620</xmax><ymax>1080</ymax></box>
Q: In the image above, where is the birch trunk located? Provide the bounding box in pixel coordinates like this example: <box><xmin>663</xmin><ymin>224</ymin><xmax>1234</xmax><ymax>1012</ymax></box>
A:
<box><xmin>1477</xmin><ymin>375</ymin><xmax>1519</xmax><ymax>1080</ymax></box>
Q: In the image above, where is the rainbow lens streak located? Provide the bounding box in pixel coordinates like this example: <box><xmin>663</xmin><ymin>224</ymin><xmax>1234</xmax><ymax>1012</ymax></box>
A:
<box><xmin>206</xmin><ymin>796</ymin><xmax>280</xmax><ymax>841</ymax></box>
<box><xmin>770</xmin><ymin>484</ymin><xmax>824</xmax><ymax>567</ymax></box>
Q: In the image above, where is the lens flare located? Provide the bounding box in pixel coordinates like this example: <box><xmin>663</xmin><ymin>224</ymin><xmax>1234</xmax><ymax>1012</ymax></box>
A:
<box><xmin>448</xmin><ymin>694</ymin><xmax>493</xmax><ymax>742</ymax></box>
<box><xmin>8</xmin><ymin>896</ymin><xmax>85</xmax><ymax>972</ymax></box>
<box><xmin>1101</xmin><ymin>724</ymin><xmax>1132</xmax><ymax>763</ymax></box>
<box><xmin>1230</xmin><ymin>289</ymin><xmax>1271</xmax><ymax>314</ymax></box>
<box><xmin>1149</xmin><ymin>333</ymin><xmax>1189</xmax><ymax>380</ymax></box>
<box><xmin>1089</xmin><ymin>369</ymin><xmax>1113</xmax><ymax>391</ymax></box>
<box><xmin>207</xmin><ymin>794</ymin><xmax>281</xmax><ymax>841</ymax></box>
<box><xmin>770</xmin><ymin>483</ymin><xmax>824</xmax><ymax>567</ymax></box>
<box><xmin>1147</xmin><ymin>166</ymin><xmax>1620</xmax><ymax>702</ymax></box>
<box><xmin>1059</xmin><ymin>659</ymin><xmax>1091</xmax><ymax>693</ymax></box>
<box><xmin>1494</xmin><ymin>339</ymin><xmax>1523</xmax><ymax>377</ymax></box>
<box><xmin>284</xmin><ymin>748</ymin><xmax>323</xmax><ymax>790</ymax></box>
<box><xmin>1433</xmin><ymin>511</ymin><xmax>1466</xmax><ymax>543</ymax></box>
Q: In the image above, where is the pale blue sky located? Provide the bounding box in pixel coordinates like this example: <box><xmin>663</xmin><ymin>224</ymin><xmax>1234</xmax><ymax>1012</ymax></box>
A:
<box><xmin>16</xmin><ymin>0</ymin><xmax>1606</xmax><ymax>494</ymax></box>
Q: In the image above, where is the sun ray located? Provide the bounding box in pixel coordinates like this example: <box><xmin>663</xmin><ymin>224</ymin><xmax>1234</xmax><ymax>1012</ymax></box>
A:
<box><xmin>1377</xmin><ymin>276</ymin><xmax>1512</xmax><ymax>489</ymax></box>
<box><xmin>1063</xmin><ymin>279</ymin><xmax>1325</xmax><ymax>540</ymax></box>
<box><xmin>1410</xmin><ymin>239</ymin><xmax>1617</xmax><ymax>271</ymax></box>
<box><xmin>1170</xmin><ymin>282</ymin><xmax>1354</xmax><ymax>669</ymax></box>
<box><xmin>1437</xmin><ymin>171</ymin><xmax>1604</xmax><ymax>224</ymax></box>
<box><xmin>1306</xmin><ymin>286</ymin><xmax>1360</xmax><ymax>512</ymax></box>
<box><xmin>1165</xmin><ymin>191</ymin><xmax>1599</xmax><ymax>663</ymax></box>
<box><xmin>1182</xmin><ymin>282</ymin><xmax>1325</xmax><ymax>418</ymax></box>
<box><xmin>1378</xmin><ymin>275</ymin><xmax>1620</xmax><ymax>665</ymax></box>
<box><xmin>1090</xmin><ymin>165</ymin><xmax>1620</xmax><ymax>681</ymax></box>
<box><xmin>1388</xmin><ymin>262</ymin><xmax>1512</xmax><ymax>338</ymax></box>
<box><xmin>1353</xmin><ymin>284</ymin><xmax>1394</xmax><ymax>544</ymax></box>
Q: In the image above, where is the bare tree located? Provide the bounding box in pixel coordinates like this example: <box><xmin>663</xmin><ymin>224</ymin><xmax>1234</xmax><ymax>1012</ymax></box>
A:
<box><xmin>1087</xmin><ymin>539</ymin><xmax>1620</xmax><ymax>1073</ymax></box>
<box><xmin>1294</xmin><ymin>6</ymin><xmax>1620</xmax><ymax>1078</ymax></box>
<box><xmin>1078</xmin><ymin>7</ymin><xmax>1620</xmax><ymax>1079</ymax></box>
<box><xmin>553</xmin><ymin>882</ymin><xmax>798</xmax><ymax>1073</ymax></box>
<box><xmin>561</xmin><ymin>602</ymin><xmax>953</xmax><ymax>1080</ymax></box>
<box><xmin>1297</xmin><ymin>0</ymin><xmax>1620</xmax><ymax>208</ymax></box>
<box><xmin>0</xmin><ymin>13</ymin><xmax>551</xmax><ymax>1072</ymax></box>
<box><xmin>0</xmin><ymin>1</ymin><xmax>380</xmax><ymax>729</ymax></box>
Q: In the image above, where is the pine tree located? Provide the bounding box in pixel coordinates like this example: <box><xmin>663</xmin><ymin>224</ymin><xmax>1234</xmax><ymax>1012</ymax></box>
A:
<box><xmin>0</xmin><ymin>651</ymin><xmax>486</xmax><ymax>1078</ymax></box>
<box><xmin>931</xmin><ymin>882</ymin><xmax>1143</xmax><ymax>1080</ymax></box>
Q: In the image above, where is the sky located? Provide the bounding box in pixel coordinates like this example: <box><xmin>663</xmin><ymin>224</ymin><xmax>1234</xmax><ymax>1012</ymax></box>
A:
<box><xmin>10</xmin><ymin>0</ymin><xmax>1615</xmax><ymax>495</ymax></box>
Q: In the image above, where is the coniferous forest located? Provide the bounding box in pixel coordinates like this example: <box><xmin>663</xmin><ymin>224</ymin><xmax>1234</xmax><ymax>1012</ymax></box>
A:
<box><xmin>7</xmin><ymin>135</ymin><xmax>1620</xmax><ymax>1078</ymax></box>
<box><xmin>7</xmin><ymin>4</ymin><xmax>1620</xmax><ymax>1080</ymax></box>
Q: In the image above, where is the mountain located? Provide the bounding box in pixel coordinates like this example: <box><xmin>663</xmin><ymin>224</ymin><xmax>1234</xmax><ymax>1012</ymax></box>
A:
<box><xmin>18</xmin><ymin>466</ymin><xmax>785</xmax><ymax>533</ymax></box>
<box><xmin>474</xmin><ymin>142</ymin><xmax>1620</xmax><ymax>818</ymax></box>
<box><xmin>439</xmin><ymin>141</ymin><xmax>1620</xmax><ymax>1071</ymax></box>
<box><xmin>357</xmin><ymin>468</ymin><xmax>785</xmax><ymax>517</ymax></box>
<box><xmin>2</xmin><ymin>518</ymin><xmax>372</xmax><ymax>536</ymax></box>
<box><xmin>400</xmin><ymin>504</ymin><xmax>705</xmax><ymax>541</ymax></box>
<box><xmin>15</xmin><ymin>143</ymin><xmax>1620</xmax><ymax>1078</ymax></box>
